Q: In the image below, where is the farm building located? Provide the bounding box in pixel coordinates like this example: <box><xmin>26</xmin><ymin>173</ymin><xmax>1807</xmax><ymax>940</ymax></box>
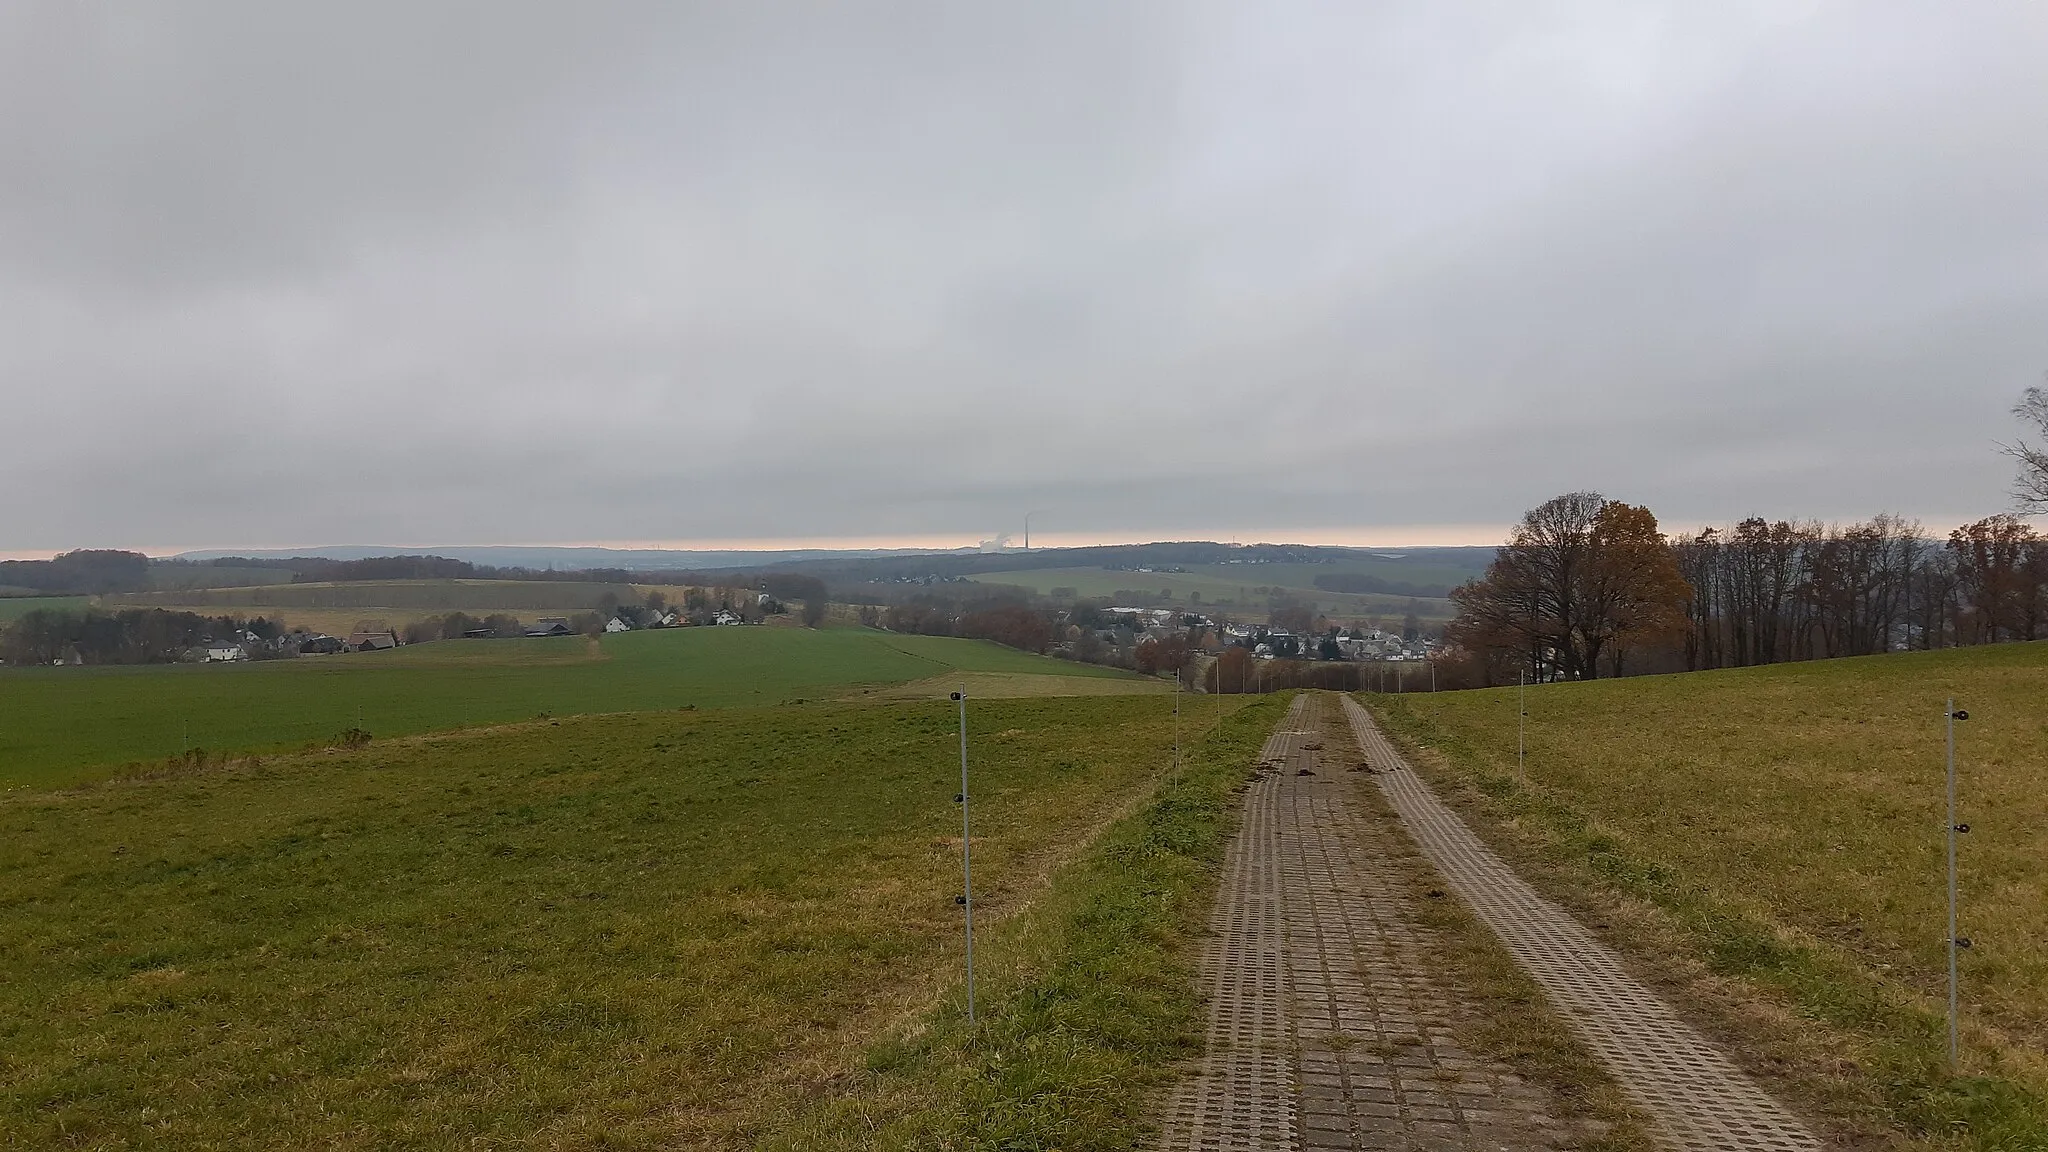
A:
<box><xmin>526</xmin><ymin>618</ymin><xmax>574</xmax><ymax>637</ymax></box>
<box><xmin>348</xmin><ymin>630</ymin><xmax>399</xmax><ymax>652</ymax></box>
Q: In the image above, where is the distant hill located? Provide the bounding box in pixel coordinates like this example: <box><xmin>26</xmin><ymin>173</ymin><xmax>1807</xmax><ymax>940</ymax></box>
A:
<box><xmin>166</xmin><ymin>541</ymin><xmax>1499</xmax><ymax>588</ymax></box>
<box><xmin>170</xmin><ymin>545</ymin><xmax>965</xmax><ymax>570</ymax></box>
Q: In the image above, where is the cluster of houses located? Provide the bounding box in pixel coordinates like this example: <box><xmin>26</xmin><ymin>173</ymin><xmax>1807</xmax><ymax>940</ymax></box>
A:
<box><xmin>1066</xmin><ymin>605</ymin><xmax>1435</xmax><ymax>665</ymax></box>
<box><xmin>189</xmin><ymin>598</ymin><xmax>769</xmax><ymax>662</ymax></box>
<box><xmin>1238</xmin><ymin>625</ymin><xmax>1433</xmax><ymax>662</ymax></box>
<box><xmin>196</xmin><ymin>629</ymin><xmax>391</xmax><ymax>662</ymax></box>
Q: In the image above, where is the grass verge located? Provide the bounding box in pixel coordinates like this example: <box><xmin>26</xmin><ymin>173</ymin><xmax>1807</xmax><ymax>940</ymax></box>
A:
<box><xmin>1370</xmin><ymin>686</ymin><xmax>2048</xmax><ymax>1152</ymax></box>
<box><xmin>757</xmin><ymin>694</ymin><xmax>1289</xmax><ymax>1149</ymax></box>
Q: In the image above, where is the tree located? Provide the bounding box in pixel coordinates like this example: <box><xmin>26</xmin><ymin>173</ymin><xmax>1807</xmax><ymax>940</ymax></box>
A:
<box><xmin>0</xmin><ymin>550</ymin><xmax>153</xmax><ymax>595</ymax></box>
<box><xmin>1579</xmin><ymin>501</ymin><xmax>1690</xmax><ymax>676</ymax></box>
<box><xmin>1135</xmin><ymin>632</ymin><xmax>1191</xmax><ymax>676</ymax></box>
<box><xmin>2003</xmin><ymin>384</ymin><xmax>2048</xmax><ymax>514</ymax></box>
<box><xmin>1445</xmin><ymin>492</ymin><xmax>1689</xmax><ymax>680</ymax></box>
<box><xmin>1208</xmin><ymin>646</ymin><xmax>1258</xmax><ymax>693</ymax></box>
<box><xmin>1948</xmin><ymin>515</ymin><xmax>2042</xmax><ymax>642</ymax></box>
<box><xmin>801</xmin><ymin>598</ymin><xmax>828</xmax><ymax>627</ymax></box>
<box><xmin>1268</xmin><ymin>597</ymin><xmax>1315</xmax><ymax>635</ymax></box>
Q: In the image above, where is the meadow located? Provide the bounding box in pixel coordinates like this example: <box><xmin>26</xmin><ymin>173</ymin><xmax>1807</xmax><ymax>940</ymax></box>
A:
<box><xmin>106</xmin><ymin>578</ymin><xmax>643</xmax><ymax>614</ymax></box>
<box><xmin>0</xmin><ymin>692</ymin><xmax>1276</xmax><ymax>1149</ymax></box>
<box><xmin>0</xmin><ymin>596</ymin><xmax>89</xmax><ymax>622</ymax></box>
<box><xmin>96</xmin><ymin>579</ymin><xmax>782</xmax><ymax>640</ymax></box>
<box><xmin>0</xmin><ymin>627</ymin><xmax>1145</xmax><ymax>790</ymax></box>
<box><xmin>1371</xmin><ymin>642</ymin><xmax>2048</xmax><ymax>1147</ymax></box>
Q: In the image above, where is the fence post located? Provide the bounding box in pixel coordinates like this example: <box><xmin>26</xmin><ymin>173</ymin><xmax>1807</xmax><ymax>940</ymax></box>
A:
<box><xmin>1946</xmin><ymin>699</ymin><xmax>1970</xmax><ymax>1067</ymax></box>
<box><xmin>952</xmin><ymin>689</ymin><xmax>975</xmax><ymax>1025</ymax></box>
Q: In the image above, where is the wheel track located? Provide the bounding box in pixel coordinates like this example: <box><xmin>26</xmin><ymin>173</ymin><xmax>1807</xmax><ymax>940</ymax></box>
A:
<box><xmin>1340</xmin><ymin>694</ymin><xmax>1820</xmax><ymax>1151</ymax></box>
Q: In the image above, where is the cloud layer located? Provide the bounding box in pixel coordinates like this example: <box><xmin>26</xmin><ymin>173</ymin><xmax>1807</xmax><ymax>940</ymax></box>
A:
<box><xmin>4</xmin><ymin>1</ymin><xmax>2044</xmax><ymax>552</ymax></box>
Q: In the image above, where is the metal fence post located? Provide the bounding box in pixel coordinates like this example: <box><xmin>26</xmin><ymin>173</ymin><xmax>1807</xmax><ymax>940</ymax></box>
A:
<box><xmin>952</xmin><ymin>689</ymin><xmax>975</xmax><ymax>1025</ymax></box>
<box><xmin>1946</xmin><ymin>699</ymin><xmax>1970</xmax><ymax>1067</ymax></box>
<box><xmin>1173</xmin><ymin>672</ymin><xmax>1181</xmax><ymax>787</ymax></box>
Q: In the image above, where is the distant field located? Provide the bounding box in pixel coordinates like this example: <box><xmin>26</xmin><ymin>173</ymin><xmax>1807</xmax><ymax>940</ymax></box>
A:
<box><xmin>972</xmin><ymin>562</ymin><xmax>1461</xmax><ymax>623</ymax></box>
<box><xmin>0</xmin><ymin>627</ymin><xmax>1144</xmax><ymax>789</ymax></box>
<box><xmin>104</xmin><ymin>605</ymin><xmax>593</xmax><ymax>640</ymax></box>
<box><xmin>1372</xmin><ymin>643</ymin><xmax>2048</xmax><ymax>1145</ymax></box>
<box><xmin>144</xmin><ymin>564</ymin><xmax>297</xmax><ymax>591</ymax></box>
<box><xmin>868</xmin><ymin>670</ymin><xmax>1175</xmax><ymax>701</ymax></box>
<box><xmin>97</xmin><ymin>579</ymin><xmax>743</xmax><ymax>637</ymax></box>
<box><xmin>0</xmin><ymin>595</ymin><xmax>89</xmax><ymax>621</ymax></box>
<box><xmin>106</xmin><ymin>578</ymin><xmax>641</xmax><ymax>613</ymax></box>
<box><xmin>0</xmin><ymin>694</ymin><xmax>1249</xmax><ymax>1147</ymax></box>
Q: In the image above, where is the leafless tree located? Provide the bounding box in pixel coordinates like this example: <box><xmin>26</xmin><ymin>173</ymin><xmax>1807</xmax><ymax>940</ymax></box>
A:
<box><xmin>2002</xmin><ymin>384</ymin><xmax>2048</xmax><ymax>514</ymax></box>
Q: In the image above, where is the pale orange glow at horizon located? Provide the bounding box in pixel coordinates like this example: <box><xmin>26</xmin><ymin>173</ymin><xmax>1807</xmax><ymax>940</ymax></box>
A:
<box><xmin>0</xmin><ymin>525</ymin><xmax>1520</xmax><ymax>562</ymax></box>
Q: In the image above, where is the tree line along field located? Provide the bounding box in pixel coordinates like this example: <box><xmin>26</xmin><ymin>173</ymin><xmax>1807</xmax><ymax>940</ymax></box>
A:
<box><xmin>1370</xmin><ymin>641</ymin><xmax>2048</xmax><ymax>1146</ymax></box>
<box><xmin>0</xmin><ymin>693</ymin><xmax>1278</xmax><ymax>1148</ymax></box>
<box><xmin>103</xmin><ymin>578</ymin><xmax>646</xmax><ymax>613</ymax></box>
<box><xmin>81</xmin><ymin>579</ymin><xmax>771</xmax><ymax>643</ymax></box>
<box><xmin>966</xmin><ymin>563</ymin><xmax>1461</xmax><ymax>623</ymax></box>
<box><xmin>0</xmin><ymin>627</ymin><xmax>1147</xmax><ymax>790</ymax></box>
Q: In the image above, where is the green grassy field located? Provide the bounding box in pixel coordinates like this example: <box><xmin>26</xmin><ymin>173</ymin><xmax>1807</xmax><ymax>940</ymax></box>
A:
<box><xmin>143</xmin><ymin>564</ymin><xmax>297</xmax><ymax>591</ymax></box>
<box><xmin>973</xmin><ymin>562</ymin><xmax>1460</xmax><ymax>623</ymax></box>
<box><xmin>0</xmin><ymin>693</ymin><xmax>1271</xmax><ymax>1149</ymax></box>
<box><xmin>1371</xmin><ymin>643</ymin><xmax>2048</xmax><ymax>1148</ymax></box>
<box><xmin>106</xmin><ymin>578</ymin><xmax>641</xmax><ymax>613</ymax></box>
<box><xmin>0</xmin><ymin>595</ymin><xmax>89</xmax><ymax>622</ymax></box>
<box><xmin>0</xmin><ymin>628</ymin><xmax>1141</xmax><ymax>790</ymax></box>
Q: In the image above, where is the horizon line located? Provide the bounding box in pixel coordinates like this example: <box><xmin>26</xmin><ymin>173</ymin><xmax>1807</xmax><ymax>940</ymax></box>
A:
<box><xmin>0</xmin><ymin>525</ymin><xmax>1516</xmax><ymax>562</ymax></box>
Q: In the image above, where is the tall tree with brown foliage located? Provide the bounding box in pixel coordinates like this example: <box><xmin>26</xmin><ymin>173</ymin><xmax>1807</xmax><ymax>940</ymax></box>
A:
<box><xmin>1948</xmin><ymin>515</ymin><xmax>2043</xmax><ymax>642</ymax></box>
<box><xmin>1447</xmin><ymin>492</ymin><xmax>1689</xmax><ymax>681</ymax></box>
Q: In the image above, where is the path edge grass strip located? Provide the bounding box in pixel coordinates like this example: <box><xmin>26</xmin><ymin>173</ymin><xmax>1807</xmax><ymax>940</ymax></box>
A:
<box><xmin>756</xmin><ymin>693</ymin><xmax>1292</xmax><ymax>1150</ymax></box>
<box><xmin>1368</xmin><ymin>693</ymin><xmax>2048</xmax><ymax>1152</ymax></box>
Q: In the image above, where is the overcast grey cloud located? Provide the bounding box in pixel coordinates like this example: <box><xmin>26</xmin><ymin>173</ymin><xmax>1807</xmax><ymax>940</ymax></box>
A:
<box><xmin>3</xmin><ymin>1</ymin><xmax>2044</xmax><ymax>553</ymax></box>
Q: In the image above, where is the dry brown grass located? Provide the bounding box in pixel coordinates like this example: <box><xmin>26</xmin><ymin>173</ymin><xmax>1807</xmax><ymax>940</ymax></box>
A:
<box><xmin>1370</xmin><ymin>642</ymin><xmax>2048</xmax><ymax>1149</ymax></box>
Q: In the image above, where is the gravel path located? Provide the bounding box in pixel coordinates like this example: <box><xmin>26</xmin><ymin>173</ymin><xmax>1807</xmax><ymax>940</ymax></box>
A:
<box><xmin>1339</xmin><ymin>694</ymin><xmax>1820</xmax><ymax>1152</ymax></box>
<box><xmin>1157</xmin><ymin>695</ymin><xmax>1582</xmax><ymax>1150</ymax></box>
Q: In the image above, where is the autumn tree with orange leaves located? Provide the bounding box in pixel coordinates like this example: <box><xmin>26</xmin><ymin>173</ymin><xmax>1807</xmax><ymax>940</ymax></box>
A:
<box><xmin>1447</xmin><ymin>492</ymin><xmax>1690</xmax><ymax>681</ymax></box>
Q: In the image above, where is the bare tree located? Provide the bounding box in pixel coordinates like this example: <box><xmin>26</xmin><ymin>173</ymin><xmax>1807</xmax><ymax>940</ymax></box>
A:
<box><xmin>2003</xmin><ymin>384</ymin><xmax>2048</xmax><ymax>514</ymax></box>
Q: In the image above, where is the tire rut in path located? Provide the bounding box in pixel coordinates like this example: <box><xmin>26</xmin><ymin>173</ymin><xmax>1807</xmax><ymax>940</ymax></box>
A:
<box><xmin>1340</xmin><ymin>694</ymin><xmax>1821</xmax><ymax>1152</ymax></box>
<box><xmin>1157</xmin><ymin>695</ymin><xmax>1581</xmax><ymax>1150</ymax></box>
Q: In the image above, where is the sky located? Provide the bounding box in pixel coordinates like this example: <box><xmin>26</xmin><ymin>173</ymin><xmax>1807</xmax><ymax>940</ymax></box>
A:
<box><xmin>3</xmin><ymin>1</ymin><xmax>2045</xmax><ymax>556</ymax></box>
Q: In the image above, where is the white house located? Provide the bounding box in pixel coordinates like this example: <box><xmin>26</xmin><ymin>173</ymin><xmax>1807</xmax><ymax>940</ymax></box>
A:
<box><xmin>604</xmin><ymin>617</ymin><xmax>631</xmax><ymax>633</ymax></box>
<box><xmin>203</xmin><ymin>643</ymin><xmax>248</xmax><ymax>663</ymax></box>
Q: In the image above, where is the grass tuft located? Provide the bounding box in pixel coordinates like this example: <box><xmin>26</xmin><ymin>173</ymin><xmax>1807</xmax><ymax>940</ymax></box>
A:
<box><xmin>1371</xmin><ymin>655</ymin><xmax>2048</xmax><ymax>1151</ymax></box>
<box><xmin>761</xmin><ymin>695</ymin><xmax>1288</xmax><ymax>1149</ymax></box>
